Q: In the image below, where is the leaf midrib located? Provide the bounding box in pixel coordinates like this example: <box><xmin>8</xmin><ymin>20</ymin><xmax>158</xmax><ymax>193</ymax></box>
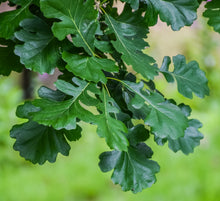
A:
<box><xmin>105</xmin><ymin>14</ymin><xmax>132</xmax><ymax>58</ymax></box>
<box><xmin>68</xmin><ymin>9</ymin><xmax>95</xmax><ymax>56</ymax></box>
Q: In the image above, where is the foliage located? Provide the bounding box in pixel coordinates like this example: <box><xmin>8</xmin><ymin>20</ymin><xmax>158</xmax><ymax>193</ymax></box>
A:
<box><xmin>0</xmin><ymin>0</ymin><xmax>218</xmax><ymax>193</ymax></box>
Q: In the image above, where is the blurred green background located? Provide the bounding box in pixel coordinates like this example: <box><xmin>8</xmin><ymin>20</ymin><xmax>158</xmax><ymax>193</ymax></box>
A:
<box><xmin>0</xmin><ymin>5</ymin><xmax>220</xmax><ymax>201</ymax></box>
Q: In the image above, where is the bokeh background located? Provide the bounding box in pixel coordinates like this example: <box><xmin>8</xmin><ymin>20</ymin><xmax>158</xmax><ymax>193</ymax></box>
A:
<box><xmin>0</xmin><ymin>2</ymin><xmax>220</xmax><ymax>201</ymax></box>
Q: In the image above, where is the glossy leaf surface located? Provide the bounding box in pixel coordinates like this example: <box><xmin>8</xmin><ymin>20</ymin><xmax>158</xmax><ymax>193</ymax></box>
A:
<box><xmin>143</xmin><ymin>0</ymin><xmax>199</xmax><ymax>30</ymax></box>
<box><xmin>14</xmin><ymin>17</ymin><xmax>62</xmax><ymax>74</ymax></box>
<box><xmin>122</xmin><ymin>80</ymin><xmax>188</xmax><ymax>139</ymax></box>
<box><xmin>40</xmin><ymin>0</ymin><xmax>98</xmax><ymax>55</ymax></box>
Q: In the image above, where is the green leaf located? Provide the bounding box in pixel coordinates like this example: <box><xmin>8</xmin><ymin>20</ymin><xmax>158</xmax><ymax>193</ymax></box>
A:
<box><xmin>63</xmin><ymin>125</ymin><xmax>82</xmax><ymax>141</ymax></box>
<box><xmin>94</xmin><ymin>40</ymin><xmax>114</xmax><ymax>53</ymax></box>
<box><xmin>10</xmin><ymin>121</ymin><xmax>71</xmax><ymax>165</ymax></box>
<box><xmin>160</xmin><ymin>55</ymin><xmax>209</xmax><ymax>99</ymax></box>
<box><xmin>203</xmin><ymin>1</ymin><xmax>220</xmax><ymax>33</ymax></box>
<box><xmin>40</xmin><ymin>0</ymin><xmax>98</xmax><ymax>56</ymax></box>
<box><xmin>0</xmin><ymin>39</ymin><xmax>23</xmax><ymax>75</ymax></box>
<box><xmin>168</xmin><ymin>119</ymin><xmax>204</xmax><ymax>155</ymax></box>
<box><xmin>123</xmin><ymin>89</ymin><xmax>151</xmax><ymax>120</ymax></box>
<box><xmin>18</xmin><ymin>77</ymin><xmax>100</xmax><ymax>130</ymax></box>
<box><xmin>143</xmin><ymin>0</ymin><xmax>199</xmax><ymax>30</ymax></box>
<box><xmin>178</xmin><ymin>103</ymin><xmax>192</xmax><ymax>117</ymax></box>
<box><xmin>38</xmin><ymin>86</ymin><xmax>66</xmax><ymax>101</ymax></box>
<box><xmin>0</xmin><ymin>0</ymin><xmax>33</xmax><ymax>39</ymax></box>
<box><xmin>127</xmin><ymin>124</ymin><xmax>150</xmax><ymax>145</ymax></box>
<box><xmin>62</xmin><ymin>51</ymin><xmax>118</xmax><ymax>83</ymax></box>
<box><xmin>99</xmin><ymin>127</ymin><xmax>159</xmax><ymax>193</ymax></box>
<box><xmin>96</xmin><ymin>88</ymin><xmax>129</xmax><ymax>151</ymax></box>
<box><xmin>14</xmin><ymin>17</ymin><xmax>62</xmax><ymax>74</ymax></box>
<box><xmin>122</xmin><ymin>80</ymin><xmax>188</xmax><ymax>139</ymax></box>
<box><xmin>121</xmin><ymin>0</ymin><xmax>139</xmax><ymax>10</ymax></box>
<box><xmin>104</xmin><ymin>6</ymin><xmax>158</xmax><ymax>80</ymax></box>
<box><xmin>143</xmin><ymin>1</ymin><xmax>158</xmax><ymax>27</ymax></box>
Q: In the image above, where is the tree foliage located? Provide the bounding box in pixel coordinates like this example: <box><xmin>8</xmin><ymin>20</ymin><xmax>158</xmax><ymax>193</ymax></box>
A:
<box><xmin>0</xmin><ymin>0</ymin><xmax>218</xmax><ymax>193</ymax></box>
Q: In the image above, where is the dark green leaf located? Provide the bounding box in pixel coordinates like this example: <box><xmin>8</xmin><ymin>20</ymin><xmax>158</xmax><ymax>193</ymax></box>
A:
<box><xmin>62</xmin><ymin>51</ymin><xmax>118</xmax><ymax>83</ymax></box>
<box><xmin>14</xmin><ymin>17</ymin><xmax>62</xmax><ymax>74</ymax></box>
<box><xmin>18</xmin><ymin>77</ymin><xmax>100</xmax><ymax>130</ymax></box>
<box><xmin>104</xmin><ymin>6</ymin><xmax>158</xmax><ymax>80</ymax></box>
<box><xmin>154</xmin><ymin>135</ymin><xmax>167</xmax><ymax>146</ymax></box>
<box><xmin>96</xmin><ymin>88</ymin><xmax>129</xmax><ymax>151</ymax></box>
<box><xmin>16</xmin><ymin>101</ymin><xmax>40</xmax><ymax>119</ymax></box>
<box><xmin>0</xmin><ymin>0</ymin><xmax>33</xmax><ymax>39</ymax></box>
<box><xmin>40</xmin><ymin>0</ymin><xmax>98</xmax><ymax>56</ymax></box>
<box><xmin>143</xmin><ymin>1</ymin><xmax>158</xmax><ymax>26</ymax></box>
<box><xmin>127</xmin><ymin>124</ymin><xmax>150</xmax><ymax>145</ymax></box>
<box><xmin>122</xmin><ymin>80</ymin><xmax>188</xmax><ymax>139</ymax></box>
<box><xmin>99</xmin><ymin>143</ymin><xmax>160</xmax><ymax>193</ymax></box>
<box><xmin>63</xmin><ymin>125</ymin><xmax>82</xmax><ymax>141</ymax></box>
<box><xmin>168</xmin><ymin>119</ymin><xmax>204</xmax><ymax>154</ymax></box>
<box><xmin>121</xmin><ymin>0</ymin><xmax>139</xmax><ymax>10</ymax></box>
<box><xmin>0</xmin><ymin>39</ymin><xmax>23</xmax><ymax>75</ymax></box>
<box><xmin>123</xmin><ymin>90</ymin><xmax>151</xmax><ymax>120</ymax></box>
<box><xmin>178</xmin><ymin>103</ymin><xmax>192</xmax><ymax>117</ymax></box>
<box><xmin>94</xmin><ymin>40</ymin><xmax>114</xmax><ymax>53</ymax></box>
<box><xmin>10</xmin><ymin>121</ymin><xmax>71</xmax><ymax>165</ymax></box>
<box><xmin>38</xmin><ymin>86</ymin><xmax>66</xmax><ymax>101</ymax></box>
<box><xmin>160</xmin><ymin>55</ymin><xmax>209</xmax><ymax>99</ymax></box>
<box><xmin>143</xmin><ymin>0</ymin><xmax>199</xmax><ymax>30</ymax></box>
<box><xmin>160</xmin><ymin>56</ymin><xmax>174</xmax><ymax>82</ymax></box>
<box><xmin>203</xmin><ymin>1</ymin><xmax>220</xmax><ymax>33</ymax></box>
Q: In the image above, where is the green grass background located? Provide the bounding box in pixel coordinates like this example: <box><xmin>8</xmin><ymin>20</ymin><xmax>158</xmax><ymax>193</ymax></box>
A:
<box><xmin>0</xmin><ymin>7</ymin><xmax>220</xmax><ymax>201</ymax></box>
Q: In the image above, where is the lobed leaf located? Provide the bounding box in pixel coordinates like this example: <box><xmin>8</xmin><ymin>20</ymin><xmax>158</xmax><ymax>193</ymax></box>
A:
<box><xmin>40</xmin><ymin>0</ymin><xmax>98</xmax><ymax>56</ymax></box>
<box><xmin>17</xmin><ymin>77</ymin><xmax>100</xmax><ymax>130</ymax></box>
<box><xmin>0</xmin><ymin>0</ymin><xmax>34</xmax><ymax>39</ymax></box>
<box><xmin>62</xmin><ymin>51</ymin><xmax>118</xmax><ymax>83</ymax></box>
<box><xmin>104</xmin><ymin>5</ymin><xmax>158</xmax><ymax>80</ymax></box>
<box><xmin>154</xmin><ymin>104</ymin><xmax>204</xmax><ymax>154</ymax></box>
<box><xmin>122</xmin><ymin>80</ymin><xmax>188</xmax><ymax>139</ymax></box>
<box><xmin>203</xmin><ymin>1</ymin><xmax>220</xmax><ymax>34</ymax></box>
<box><xmin>10</xmin><ymin>121</ymin><xmax>71</xmax><ymax>165</ymax></box>
<box><xmin>160</xmin><ymin>55</ymin><xmax>210</xmax><ymax>99</ymax></box>
<box><xmin>99</xmin><ymin>125</ymin><xmax>159</xmax><ymax>193</ymax></box>
<box><xmin>168</xmin><ymin>119</ymin><xmax>204</xmax><ymax>155</ymax></box>
<box><xmin>95</xmin><ymin>88</ymin><xmax>129</xmax><ymax>151</ymax></box>
<box><xmin>14</xmin><ymin>17</ymin><xmax>62</xmax><ymax>74</ymax></box>
<box><xmin>142</xmin><ymin>0</ymin><xmax>199</xmax><ymax>30</ymax></box>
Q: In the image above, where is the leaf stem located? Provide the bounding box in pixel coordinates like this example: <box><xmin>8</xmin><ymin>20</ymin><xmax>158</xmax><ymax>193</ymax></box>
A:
<box><xmin>103</xmin><ymin>84</ymin><xmax>111</xmax><ymax>97</ymax></box>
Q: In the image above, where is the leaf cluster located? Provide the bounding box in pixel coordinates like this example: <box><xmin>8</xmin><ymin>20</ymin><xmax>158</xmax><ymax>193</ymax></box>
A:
<box><xmin>0</xmin><ymin>0</ymin><xmax>217</xmax><ymax>193</ymax></box>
